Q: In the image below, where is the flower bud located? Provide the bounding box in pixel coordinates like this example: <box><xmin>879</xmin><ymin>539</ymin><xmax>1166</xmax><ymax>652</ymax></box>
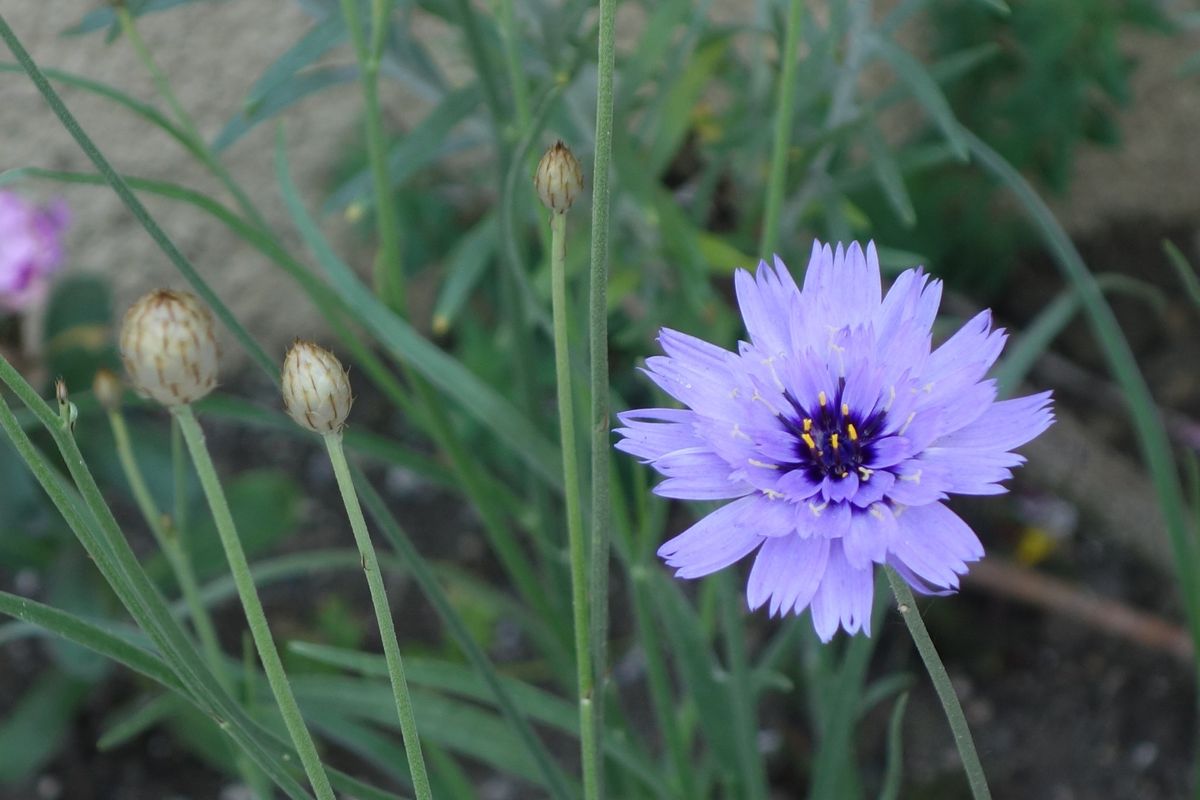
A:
<box><xmin>281</xmin><ymin>340</ymin><xmax>352</xmax><ymax>434</ymax></box>
<box><xmin>119</xmin><ymin>289</ymin><xmax>219</xmax><ymax>407</ymax></box>
<box><xmin>534</xmin><ymin>140</ymin><xmax>584</xmax><ymax>214</ymax></box>
<box><xmin>92</xmin><ymin>368</ymin><xmax>123</xmax><ymax>411</ymax></box>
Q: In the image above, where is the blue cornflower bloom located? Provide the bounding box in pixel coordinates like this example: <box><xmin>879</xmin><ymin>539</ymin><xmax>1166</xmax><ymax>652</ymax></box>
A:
<box><xmin>616</xmin><ymin>241</ymin><xmax>1053</xmax><ymax>641</ymax></box>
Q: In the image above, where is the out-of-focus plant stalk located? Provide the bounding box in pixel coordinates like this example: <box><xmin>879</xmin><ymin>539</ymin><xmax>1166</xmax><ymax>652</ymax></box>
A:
<box><xmin>587</xmin><ymin>0</ymin><xmax>617</xmax><ymax>789</ymax></box>
<box><xmin>324</xmin><ymin>432</ymin><xmax>433</xmax><ymax>800</ymax></box>
<box><xmin>341</xmin><ymin>0</ymin><xmax>405</xmax><ymax>311</ymax></box>
<box><xmin>114</xmin><ymin>4</ymin><xmax>268</xmax><ymax>233</ymax></box>
<box><xmin>886</xmin><ymin>567</ymin><xmax>991</xmax><ymax>800</ymax></box>
<box><xmin>108</xmin><ymin>405</ymin><xmax>222</xmax><ymax>678</ymax></box>
<box><xmin>759</xmin><ymin>0</ymin><xmax>803</xmax><ymax>258</ymax></box>
<box><xmin>174</xmin><ymin>405</ymin><xmax>336</xmax><ymax>800</ymax></box>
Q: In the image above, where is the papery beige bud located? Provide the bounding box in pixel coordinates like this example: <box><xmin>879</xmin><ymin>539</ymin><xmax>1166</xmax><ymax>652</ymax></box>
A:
<box><xmin>119</xmin><ymin>290</ymin><xmax>219</xmax><ymax>407</ymax></box>
<box><xmin>93</xmin><ymin>368</ymin><xmax>123</xmax><ymax>411</ymax></box>
<box><xmin>281</xmin><ymin>340</ymin><xmax>353</xmax><ymax>434</ymax></box>
<box><xmin>534</xmin><ymin>140</ymin><xmax>584</xmax><ymax>214</ymax></box>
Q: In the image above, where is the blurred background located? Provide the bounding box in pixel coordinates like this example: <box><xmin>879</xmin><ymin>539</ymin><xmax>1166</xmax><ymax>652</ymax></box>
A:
<box><xmin>3</xmin><ymin>0</ymin><xmax>1200</xmax><ymax>798</ymax></box>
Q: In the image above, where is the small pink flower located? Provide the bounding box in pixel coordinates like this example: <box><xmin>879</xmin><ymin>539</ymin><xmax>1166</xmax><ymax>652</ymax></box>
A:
<box><xmin>0</xmin><ymin>191</ymin><xmax>70</xmax><ymax>312</ymax></box>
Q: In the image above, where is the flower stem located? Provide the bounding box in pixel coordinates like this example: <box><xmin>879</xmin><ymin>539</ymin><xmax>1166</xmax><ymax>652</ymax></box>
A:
<box><xmin>173</xmin><ymin>404</ymin><xmax>336</xmax><ymax>800</ymax></box>
<box><xmin>549</xmin><ymin>211</ymin><xmax>598</xmax><ymax>799</ymax></box>
<box><xmin>759</xmin><ymin>0</ymin><xmax>804</xmax><ymax>258</ymax></box>
<box><xmin>587</xmin><ymin>0</ymin><xmax>618</xmax><ymax>788</ymax></box>
<box><xmin>885</xmin><ymin>567</ymin><xmax>992</xmax><ymax>800</ymax></box>
<box><xmin>108</xmin><ymin>408</ymin><xmax>223</xmax><ymax>682</ymax></box>
<box><xmin>322</xmin><ymin>432</ymin><xmax>433</xmax><ymax>800</ymax></box>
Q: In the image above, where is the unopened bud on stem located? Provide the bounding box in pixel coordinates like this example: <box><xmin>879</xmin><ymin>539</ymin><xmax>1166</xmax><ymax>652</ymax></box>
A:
<box><xmin>119</xmin><ymin>290</ymin><xmax>219</xmax><ymax>407</ymax></box>
<box><xmin>534</xmin><ymin>140</ymin><xmax>584</xmax><ymax>215</ymax></box>
<box><xmin>93</xmin><ymin>369</ymin><xmax>123</xmax><ymax>412</ymax></box>
<box><xmin>282</xmin><ymin>341</ymin><xmax>352</xmax><ymax>434</ymax></box>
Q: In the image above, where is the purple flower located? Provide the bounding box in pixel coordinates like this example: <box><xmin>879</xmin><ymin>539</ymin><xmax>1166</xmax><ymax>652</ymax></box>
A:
<box><xmin>0</xmin><ymin>191</ymin><xmax>70</xmax><ymax>312</ymax></box>
<box><xmin>615</xmin><ymin>241</ymin><xmax>1053</xmax><ymax>641</ymax></box>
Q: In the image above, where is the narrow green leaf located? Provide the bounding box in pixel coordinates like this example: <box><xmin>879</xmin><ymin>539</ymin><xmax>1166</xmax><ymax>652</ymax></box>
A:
<box><xmin>864</xmin><ymin>124</ymin><xmax>916</xmax><ymax>227</ymax></box>
<box><xmin>0</xmin><ymin>672</ymin><xmax>88</xmax><ymax>782</ymax></box>
<box><xmin>0</xmin><ymin>26</ymin><xmax>278</xmax><ymax>379</ymax></box>
<box><xmin>1162</xmin><ymin>240</ymin><xmax>1200</xmax><ymax>313</ymax></box>
<box><xmin>877</xmin><ymin>693</ymin><xmax>910</xmax><ymax>800</ymax></box>
<box><xmin>431</xmin><ymin>215</ymin><xmax>498</xmax><ymax>333</ymax></box>
<box><xmin>274</xmin><ymin>127</ymin><xmax>562</xmax><ymax>487</ymax></box>
<box><xmin>98</xmin><ymin>693</ymin><xmax>178</xmax><ymax>751</ymax></box>
<box><xmin>871</xmin><ymin>36</ymin><xmax>968</xmax><ymax>160</ymax></box>
<box><xmin>214</xmin><ymin>66</ymin><xmax>358</xmax><ymax>152</ymax></box>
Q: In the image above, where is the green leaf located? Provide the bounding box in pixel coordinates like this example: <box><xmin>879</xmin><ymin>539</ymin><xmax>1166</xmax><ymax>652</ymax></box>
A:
<box><xmin>864</xmin><ymin>124</ymin><xmax>916</xmax><ymax>227</ymax></box>
<box><xmin>0</xmin><ymin>673</ymin><xmax>88</xmax><ymax>783</ymax></box>
<box><xmin>1163</xmin><ymin>240</ymin><xmax>1200</xmax><ymax>313</ymax></box>
<box><xmin>877</xmin><ymin>693</ymin><xmax>910</xmax><ymax>800</ymax></box>
<box><xmin>431</xmin><ymin>215</ymin><xmax>498</xmax><ymax>334</ymax></box>
<box><xmin>275</xmin><ymin>127</ymin><xmax>563</xmax><ymax>488</ymax></box>
<box><xmin>98</xmin><ymin>693</ymin><xmax>178</xmax><ymax>751</ymax></box>
<box><xmin>188</xmin><ymin>469</ymin><xmax>301</xmax><ymax>579</ymax></box>
<box><xmin>871</xmin><ymin>36</ymin><xmax>968</xmax><ymax>161</ymax></box>
<box><xmin>214</xmin><ymin>66</ymin><xmax>358</xmax><ymax>153</ymax></box>
<box><xmin>323</xmin><ymin>85</ymin><xmax>484</xmax><ymax>213</ymax></box>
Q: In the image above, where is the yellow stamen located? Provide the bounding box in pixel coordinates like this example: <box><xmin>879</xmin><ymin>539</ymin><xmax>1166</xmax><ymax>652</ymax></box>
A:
<box><xmin>847</xmin><ymin>423</ymin><xmax>858</xmax><ymax>441</ymax></box>
<box><xmin>803</xmin><ymin>417</ymin><xmax>813</xmax><ymax>432</ymax></box>
<box><xmin>830</xmin><ymin>433</ymin><xmax>839</xmax><ymax>451</ymax></box>
<box><xmin>818</xmin><ymin>390</ymin><xmax>827</xmax><ymax>407</ymax></box>
<box><xmin>841</xmin><ymin>403</ymin><xmax>850</xmax><ymax>416</ymax></box>
<box><xmin>801</xmin><ymin>433</ymin><xmax>817</xmax><ymax>451</ymax></box>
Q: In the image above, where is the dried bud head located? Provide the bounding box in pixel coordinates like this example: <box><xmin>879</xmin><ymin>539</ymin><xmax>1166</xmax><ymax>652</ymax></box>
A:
<box><xmin>119</xmin><ymin>290</ymin><xmax>219</xmax><ymax>407</ymax></box>
<box><xmin>534</xmin><ymin>140</ymin><xmax>584</xmax><ymax>214</ymax></box>
<box><xmin>282</xmin><ymin>340</ymin><xmax>352</xmax><ymax>434</ymax></box>
<box><xmin>92</xmin><ymin>368</ymin><xmax>123</xmax><ymax>411</ymax></box>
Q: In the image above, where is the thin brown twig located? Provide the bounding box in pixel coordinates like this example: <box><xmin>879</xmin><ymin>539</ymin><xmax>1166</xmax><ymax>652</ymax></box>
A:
<box><xmin>965</xmin><ymin>556</ymin><xmax>1194</xmax><ymax>664</ymax></box>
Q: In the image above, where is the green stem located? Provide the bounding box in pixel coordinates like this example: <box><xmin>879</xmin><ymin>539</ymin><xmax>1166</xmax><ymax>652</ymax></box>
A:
<box><xmin>549</xmin><ymin>211</ymin><xmax>598</xmax><ymax>799</ymax></box>
<box><xmin>114</xmin><ymin>5</ymin><xmax>268</xmax><ymax>233</ymax></box>
<box><xmin>108</xmin><ymin>409</ymin><xmax>224</xmax><ymax>684</ymax></box>
<box><xmin>758</xmin><ymin>0</ymin><xmax>803</xmax><ymax>258</ymax></box>
<box><xmin>174</xmin><ymin>404</ymin><xmax>336</xmax><ymax>800</ymax></box>
<box><xmin>323</xmin><ymin>432</ymin><xmax>432</xmax><ymax>800</ymax></box>
<box><xmin>718</xmin><ymin>573</ymin><xmax>768</xmax><ymax>800</ymax></box>
<box><xmin>885</xmin><ymin>568</ymin><xmax>991</xmax><ymax>800</ymax></box>
<box><xmin>587</xmin><ymin>0</ymin><xmax>617</xmax><ymax>789</ymax></box>
<box><xmin>340</xmin><ymin>0</ymin><xmax>404</xmax><ymax>311</ymax></box>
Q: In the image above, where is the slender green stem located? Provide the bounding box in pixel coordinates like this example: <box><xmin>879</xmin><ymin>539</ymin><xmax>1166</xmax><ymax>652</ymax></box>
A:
<box><xmin>587</xmin><ymin>0</ymin><xmax>617</xmax><ymax>789</ymax></box>
<box><xmin>109</xmin><ymin>409</ymin><xmax>224</xmax><ymax>684</ymax></box>
<box><xmin>114</xmin><ymin>5</ymin><xmax>269</xmax><ymax>233</ymax></box>
<box><xmin>340</xmin><ymin>0</ymin><xmax>404</xmax><ymax>311</ymax></box>
<box><xmin>549</xmin><ymin>211</ymin><xmax>598</xmax><ymax>798</ymax></box>
<box><xmin>174</xmin><ymin>404</ymin><xmax>336</xmax><ymax>800</ymax></box>
<box><xmin>759</xmin><ymin>0</ymin><xmax>803</xmax><ymax>258</ymax></box>
<box><xmin>323</xmin><ymin>432</ymin><xmax>432</xmax><ymax>800</ymax></box>
<box><xmin>885</xmin><ymin>568</ymin><xmax>991</xmax><ymax>800</ymax></box>
<box><xmin>496</xmin><ymin>0</ymin><xmax>531</xmax><ymax>134</ymax></box>
<box><xmin>718</xmin><ymin>573</ymin><xmax>768</xmax><ymax>800</ymax></box>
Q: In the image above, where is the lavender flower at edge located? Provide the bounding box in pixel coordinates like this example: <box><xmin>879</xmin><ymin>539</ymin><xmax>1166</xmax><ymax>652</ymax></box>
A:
<box><xmin>0</xmin><ymin>190</ymin><xmax>69</xmax><ymax>312</ymax></box>
<box><xmin>615</xmin><ymin>241</ymin><xmax>1054</xmax><ymax>641</ymax></box>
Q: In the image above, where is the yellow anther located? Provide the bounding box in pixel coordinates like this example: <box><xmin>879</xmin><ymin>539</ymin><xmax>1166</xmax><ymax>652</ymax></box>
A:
<box><xmin>830</xmin><ymin>433</ymin><xmax>840</xmax><ymax>451</ymax></box>
<box><xmin>803</xmin><ymin>417</ymin><xmax>813</xmax><ymax>432</ymax></box>
<box><xmin>818</xmin><ymin>391</ymin><xmax>827</xmax><ymax>407</ymax></box>
<box><xmin>847</xmin><ymin>423</ymin><xmax>858</xmax><ymax>441</ymax></box>
<box><xmin>841</xmin><ymin>403</ymin><xmax>850</xmax><ymax>416</ymax></box>
<box><xmin>801</xmin><ymin>433</ymin><xmax>817</xmax><ymax>451</ymax></box>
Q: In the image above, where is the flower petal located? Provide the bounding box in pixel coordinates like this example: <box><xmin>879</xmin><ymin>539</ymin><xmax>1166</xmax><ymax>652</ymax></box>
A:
<box><xmin>843</xmin><ymin>503</ymin><xmax>896</xmax><ymax>569</ymax></box>
<box><xmin>888</xmin><ymin>501</ymin><xmax>983</xmax><ymax>590</ymax></box>
<box><xmin>936</xmin><ymin>391</ymin><xmax>1054</xmax><ymax>452</ymax></box>
<box><xmin>747</xmin><ymin>534</ymin><xmax>830</xmax><ymax>616</ymax></box>
<box><xmin>657</xmin><ymin>496</ymin><xmax>768</xmax><ymax>578</ymax></box>
<box><xmin>810</xmin><ymin>539</ymin><xmax>875</xmax><ymax>641</ymax></box>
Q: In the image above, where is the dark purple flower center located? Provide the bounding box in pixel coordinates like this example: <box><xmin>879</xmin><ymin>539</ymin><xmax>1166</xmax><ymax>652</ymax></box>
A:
<box><xmin>781</xmin><ymin>386</ymin><xmax>886</xmax><ymax>482</ymax></box>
